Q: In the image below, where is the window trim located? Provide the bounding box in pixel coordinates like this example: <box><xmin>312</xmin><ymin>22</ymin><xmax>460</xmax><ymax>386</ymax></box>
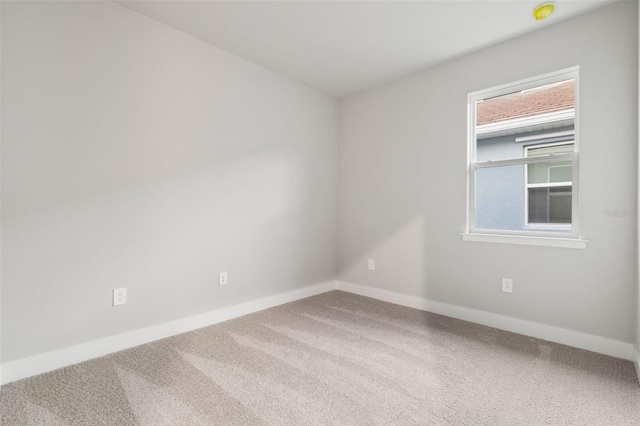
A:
<box><xmin>461</xmin><ymin>232</ymin><xmax>588</xmax><ymax>249</ymax></box>
<box><xmin>464</xmin><ymin>67</ymin><xmax>585</xmax><ymax>247</ymax></box>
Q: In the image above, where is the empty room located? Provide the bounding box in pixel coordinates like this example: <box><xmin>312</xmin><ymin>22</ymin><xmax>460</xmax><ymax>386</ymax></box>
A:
<box><xmin>1</xmin><ymin>0</ymin><xmax>639</xmax><ymax>424</ymax></box>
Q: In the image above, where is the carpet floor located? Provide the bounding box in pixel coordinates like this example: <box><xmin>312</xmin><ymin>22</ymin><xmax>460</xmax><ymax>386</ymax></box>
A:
<box><xmin>1</xmin><ymin>290</ymin><xmax>639</xmax><ymax>425</ymax></box>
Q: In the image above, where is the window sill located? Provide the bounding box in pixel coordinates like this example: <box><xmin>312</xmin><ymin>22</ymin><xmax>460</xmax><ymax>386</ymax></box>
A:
<box><xmin>461</xmin><ymin>233</ymin><xmax>588</xmax><ymax>249</ymax></box>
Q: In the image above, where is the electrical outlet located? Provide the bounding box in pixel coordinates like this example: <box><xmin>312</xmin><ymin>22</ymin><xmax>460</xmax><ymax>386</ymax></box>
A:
<box><xmin>502</xmin><ymin>278</ymin><xmax>513</xmax><ymax>293</ymax></box>
<box><xmin>219</xmin><ymin>272</ymin><xmax>228</xmax><ymax>286</ymax></box>
<box><xmin>113</xmin><ymin>288</ymin><xmax>127</xmax><ymax>306</ymax></box>
<box><xmin>368</xmin><ymin>259</ymin><xmax>375</xmax><ymax>270</ymax></box>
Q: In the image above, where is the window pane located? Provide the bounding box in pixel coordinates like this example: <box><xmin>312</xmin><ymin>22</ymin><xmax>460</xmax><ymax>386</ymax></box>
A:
<box><xmin>528</xmin><ymin>186</ymin><xmax>572</xmax><ymax>224</ymax></box>
<box><xmin>526</xmin><ymin>143</ymin><xmax>573</xmax><ymax>157</ymax></box>
<box><xmin>477</xmin><ymin>134</ymin><xmax>526</xmax><ymax>162</ymax></box>
<box><xmin>528</xmin><ymin>161</ymin><xmax>572</xmax><ymax>184</ymax></box>
<box><xmin>475</xmin><ymin>79</ymin><xmax>575</xmax><ymax>162</ymax></box>
<box><xmin>528</xmin><ymin>187</ymin><xmax>548</xmax><ymax>223</ymax></box>
<box><xmin>475</xmin><ymin>164</ymin><xmax>525</xmax><ymax>231</ymax></box>
<box><xmin>549</xmin><ymin>164</ymin><xmax>572</xmax><ymax>183</ymax></box>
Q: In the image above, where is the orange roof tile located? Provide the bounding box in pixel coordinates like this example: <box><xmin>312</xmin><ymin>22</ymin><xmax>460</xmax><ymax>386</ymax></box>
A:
<box><xmin>476</xmin><ymin>80</ymin><xmax>575</xmax><ymax>126</ymax></box>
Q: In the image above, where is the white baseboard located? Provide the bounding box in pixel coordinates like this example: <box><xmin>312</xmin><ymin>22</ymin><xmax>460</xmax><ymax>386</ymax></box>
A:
<box><xmin>336</xmin><ymin>281</ymin><xmax>634</xmax><ymax>361</ymax></box>
<box><xmin>0</xmin><ymin>281</ymin><xmax>336</xmax><ymax>385</ymax></box>
<box><xmin>2</xmin><ymin>279</ymin><xmax>635</xmax><ymax>386</ymax></box>
<box><xmin>633</xmin><ymin>344</ymin><xmax>640</xmax><ymax>384</ymax></box>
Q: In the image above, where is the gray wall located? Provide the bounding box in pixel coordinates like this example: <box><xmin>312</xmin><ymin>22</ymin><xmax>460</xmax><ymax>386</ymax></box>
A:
<box><xmin>1</xmin><ymin>1</ymin><xmax>338</xmax><ymax>362</ymax></box>
<box><xmin>338</xmin><ymin>2</ymin><xmax>638</xmax><ymax>343</ymax></box>
<box><xmin>637</xmin><ymin>0</ymin><xmax>640</xmax><ymax>362</ymax></box>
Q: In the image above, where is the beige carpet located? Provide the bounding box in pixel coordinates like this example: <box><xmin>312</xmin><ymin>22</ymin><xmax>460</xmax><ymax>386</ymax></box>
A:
<box><xmin>1</xmin><ymin>290</ymin><xmax>639</xmax><ymax>425</ymax></box>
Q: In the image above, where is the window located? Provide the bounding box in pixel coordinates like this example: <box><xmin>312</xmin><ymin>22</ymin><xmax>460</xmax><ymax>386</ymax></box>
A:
<box><xmin>464</xmin><ymin>67</ymin><xmax>586</xmax><ymax>247</ymax></box>
<box><xmin>525</xmin><ymin>142</ymin><xmax>573</xmax><ymax>227</ymax></box>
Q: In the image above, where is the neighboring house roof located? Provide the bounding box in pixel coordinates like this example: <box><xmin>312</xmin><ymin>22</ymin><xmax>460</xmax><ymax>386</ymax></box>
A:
<box><xmin>476</xmin><ymin>80</ymin><xmax>575</xmax><ymax>126</ymax></box>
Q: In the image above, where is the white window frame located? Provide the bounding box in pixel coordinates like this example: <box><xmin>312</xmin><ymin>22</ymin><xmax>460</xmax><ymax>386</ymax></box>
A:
<box><xmin>463</xmin><ymin>67</ymin><xmax>588</xmax><ymax>249</ymax></box>
<box><xmin>524</xmin><ymin>141</ymin><xmax>574</xmax><ymax>230</ymax></box>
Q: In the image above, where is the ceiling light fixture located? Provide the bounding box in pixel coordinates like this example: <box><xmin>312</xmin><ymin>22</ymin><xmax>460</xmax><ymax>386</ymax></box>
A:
<box><xmin>533</xmin><ymin>2</ymin><xmax>555</xmax><ymax>20</ymax></box>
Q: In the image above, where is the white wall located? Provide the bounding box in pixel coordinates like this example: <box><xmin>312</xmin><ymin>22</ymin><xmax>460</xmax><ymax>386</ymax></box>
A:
<box><xmin>338</xmin><ymin>2</ymin><xmax>638</xmax><ymax>343</ymax></box>
<box><xmin>0</xmin><ymin>0</ymin><xmax>3</xmax><ymax>386</ymax></box>
<box><xmin>1</xmin><ymin>1</ymin><xmax>337</xmax><ymax>362</ymax></box>
<box><xmin>636</xmin><ymin>0</ymin><xmax>640</xmax><ymax>374</ymax></box>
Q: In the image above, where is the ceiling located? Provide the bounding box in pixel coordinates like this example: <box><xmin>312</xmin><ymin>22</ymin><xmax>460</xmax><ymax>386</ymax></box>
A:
<box><xmin>115</xmin><ymin>0</ymin><xmax>615</xmax><ymax>98</ymax></box>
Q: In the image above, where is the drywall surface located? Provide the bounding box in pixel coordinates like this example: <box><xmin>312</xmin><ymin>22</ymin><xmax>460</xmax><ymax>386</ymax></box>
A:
<box><xmin>1</xmin><ymin>1</ymin><xmax>337</xmax><ymax>362</ymax></box>
<box><xmin>338</xmin><ymin>1</ymin><xmax>638</xmax><ymax>343</ymax></box>
<box><xmin>637</xmin><ymin>0</ymin><xmax>640</xmax><ymax>364</ymax></box>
